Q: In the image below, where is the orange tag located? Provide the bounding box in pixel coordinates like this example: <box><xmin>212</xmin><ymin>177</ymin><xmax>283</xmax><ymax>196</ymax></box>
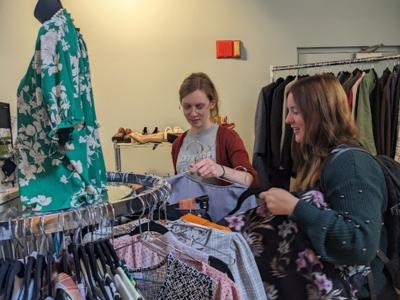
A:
<box><xmin>179</xmin><ymin>198</ymin><xmax>196</xmax><ymax>210</ymax></box>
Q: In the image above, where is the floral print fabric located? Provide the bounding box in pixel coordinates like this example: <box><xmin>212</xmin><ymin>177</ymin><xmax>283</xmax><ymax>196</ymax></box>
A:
<box><xmin>16</xmin><ymin>9</ymin><xmax>107</xmax><ymax>212</ymax></box>
<box><xmin>224</xmin><ymin>190</ymin><xmax>370</xmax><ymax>300</ymax></box>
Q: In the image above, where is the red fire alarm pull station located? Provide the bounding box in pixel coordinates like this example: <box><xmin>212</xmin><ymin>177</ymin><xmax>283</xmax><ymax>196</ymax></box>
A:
<box><xmin>216</xmin><ymin>40</ymin><xmax>241</xmax><ymax>58</ymax></box>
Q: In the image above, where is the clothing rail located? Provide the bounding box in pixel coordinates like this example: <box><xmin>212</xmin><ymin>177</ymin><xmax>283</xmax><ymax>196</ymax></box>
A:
<box><xmin>269</xmin><ymin>54</ymin><xmax>400</xmax><ymax>81</ymax></box>
<box><xmin>0</xmin><ymin>171</ymin><xmax>171</xmax><ymax>241</ymax></box>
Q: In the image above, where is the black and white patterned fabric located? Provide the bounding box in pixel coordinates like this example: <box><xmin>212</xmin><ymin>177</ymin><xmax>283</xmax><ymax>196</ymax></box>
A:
<box><xmin>128</xmin><ymin>253</ymin><xmax>213</xmax><ymax>300</ymax></box>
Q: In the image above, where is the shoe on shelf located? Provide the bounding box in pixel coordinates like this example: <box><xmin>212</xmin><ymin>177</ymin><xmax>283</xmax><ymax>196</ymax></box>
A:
<box><xmin>128</xmin><ymin>131</ymin><xmax>164</xmax><ymax>144</ymax></box>
<box><xmin>164</xmin><ymin>126</ymin><xmax>184</xmax><ymax>143</ymax></box>
<box><xmin>112</xmin><ymin>127</ymin><xmax>126</xmax><ymax>142</ymax></box>
<box><xmin>123</xmin><ymin>128</ymin><xmax>134</xmax><ymax>143</ymax></box>
<box><xmin>152</xmin><ymin>127</ymin><xmax>159</xmax><ymax>134</ymax></box>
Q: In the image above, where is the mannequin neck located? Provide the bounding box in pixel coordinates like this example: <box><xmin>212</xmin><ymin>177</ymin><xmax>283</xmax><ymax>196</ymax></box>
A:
<box><xmin>34</xmin><ymin>0</ymin><xmax>63</xmax><ymax>24</ymax></box>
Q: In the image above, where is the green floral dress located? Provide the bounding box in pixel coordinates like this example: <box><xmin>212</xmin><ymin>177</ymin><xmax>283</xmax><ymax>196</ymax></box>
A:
<box><xmin>16</xmin><ymin>9</ymin><xmax>107</xmax><ymax>213</ymax></box>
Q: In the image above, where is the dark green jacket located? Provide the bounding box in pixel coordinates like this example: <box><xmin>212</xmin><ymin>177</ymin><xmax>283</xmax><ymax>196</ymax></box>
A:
<box><xmin>292</xmin><ymin>149</ymin><xmax>388</xmax><ymax>298</ymax></box>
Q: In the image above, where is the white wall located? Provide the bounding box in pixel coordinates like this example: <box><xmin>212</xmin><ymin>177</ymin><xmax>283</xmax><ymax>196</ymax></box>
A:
<box><xmin>1</xmin><ymin>0</ymin><xmax>400</xmax><ymax>175</ymax></box>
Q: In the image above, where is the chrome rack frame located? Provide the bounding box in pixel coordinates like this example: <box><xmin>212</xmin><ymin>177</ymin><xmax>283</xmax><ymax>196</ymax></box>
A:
<box><xmin>0</xmin><ymin>171</ymin><xmax>171</xmax><ymax>241</ymax></box>
<box><xmin>269</xmin><ymin>54</ymin><xmax>400</xmax><ymax>82</ymax></box>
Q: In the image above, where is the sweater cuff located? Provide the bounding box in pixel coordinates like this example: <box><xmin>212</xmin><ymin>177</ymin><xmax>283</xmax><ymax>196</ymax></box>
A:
<box><xmin>291</xmin><ymin>200</ymin><xmax>325</xmax><ymax>227</ymax></box>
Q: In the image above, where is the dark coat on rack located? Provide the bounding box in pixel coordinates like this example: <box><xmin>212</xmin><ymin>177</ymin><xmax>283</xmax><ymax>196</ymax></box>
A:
<box><xmin>253</xmin><ymin>80</ymin><xmax>280</xmax><ymax>189</ymax></box>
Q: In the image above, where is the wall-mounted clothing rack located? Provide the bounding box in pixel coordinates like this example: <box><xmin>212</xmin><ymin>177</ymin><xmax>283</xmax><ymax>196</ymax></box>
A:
<box><xmin>270</xmin><ymin>54</ymin><xmax>400</xmax><ymax>81</ymax></box>
<box><xmin>0</xmin><ymin>171</ymin><xmax>171</xmax><ymax>241</ymax></box>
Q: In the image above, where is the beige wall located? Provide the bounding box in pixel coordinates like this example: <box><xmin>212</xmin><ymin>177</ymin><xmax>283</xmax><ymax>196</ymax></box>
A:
<box><xmin>1</xmin><ymin>0</ymin><xmax>400</xmax><ymax>175</ymax></box>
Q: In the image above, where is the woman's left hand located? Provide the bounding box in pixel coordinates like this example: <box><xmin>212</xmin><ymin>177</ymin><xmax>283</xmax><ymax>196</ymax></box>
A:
<box><xmin>190</xmin><ymin>158</ymin><xmax>224</xmax><ymax>178</ymax></box>
<box><xmin>259</xmin><ymin>188</ymin><xmax>299</xmax><ymax>215</ymax></box>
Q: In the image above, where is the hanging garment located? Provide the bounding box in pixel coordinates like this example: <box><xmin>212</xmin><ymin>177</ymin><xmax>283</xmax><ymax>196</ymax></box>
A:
<box><xmin>16</xmin><ymin>9</ymin><xmax>107</xmax><ymax>212</ymax></box>
<box><xmin>166</xmin><ymin>173</ymin><xmax>257</xmax><ymax>222</ymax></box>
<box><xmin>253</xmin><ymin>80</ymin><xmax>280</xmax><ymax>189</ymax></box>
<box><xmin>268</xmin><ymin>76</ymin><xmax>295</xmax><ymax>190</ymax></box>
<box><xmin>166</xmin><ymin>220</ymin><xmax>268</xmax><ymax>300</ymax></box>
<box><xmin>372</xmin><ymin>68</ymin><xmax>391</xmax><ymax>155</ymax></box>
<box><xmin>126</xmin><ymin>253</ymin><xmax>213</xmax><ymax>300</ymax></box>
<box><xmin>54</xmin><ymin>273</ymin><xmax>84</xmax><ymax>300</ymax></box>
<box><xmin>356</xmin><ymin>70</ymin><xmax>377</xmax><ymax>155</ymax></box>
<box><xmin>114</xmin><ymin>234</ymin><xmax>240</xmax><ymax>300</ymax></box>
<box><xmin>223</xmin><ymin>191</ymin><xmax>369</xmax><ymax>300</ymax></box>
<box><xmin>390</xmin><ymin>65</ymin><xmax>400</xmax><ymax>158</ymax></box>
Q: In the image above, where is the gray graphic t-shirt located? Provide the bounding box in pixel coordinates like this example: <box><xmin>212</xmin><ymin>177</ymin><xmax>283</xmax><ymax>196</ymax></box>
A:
<box><xmin>176</xmin><ymin>124</ymin><xmax>218</xmax><ymax>183</ymax></box>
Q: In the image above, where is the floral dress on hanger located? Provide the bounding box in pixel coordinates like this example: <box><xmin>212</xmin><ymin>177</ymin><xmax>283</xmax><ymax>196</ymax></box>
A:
<box><xmin>16</xmin><ymin>9</ymin><xmax>107</xmax><ymax>212</ymax></box>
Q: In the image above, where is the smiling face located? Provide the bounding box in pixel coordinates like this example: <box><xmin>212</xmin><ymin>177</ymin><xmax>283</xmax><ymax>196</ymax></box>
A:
<box><xmin>285</xmin><ymin>92</ymin><xmax>305</xmax><ymax>143</ymax></box>
<box><xmin>181</xmin><ymin>89</ymin><xmax>215</xmax><ymax>133</ymax></box>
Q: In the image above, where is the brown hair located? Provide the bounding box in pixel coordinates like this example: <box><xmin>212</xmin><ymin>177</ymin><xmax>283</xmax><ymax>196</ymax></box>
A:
<box><xmin>288</xmin><ymin>74</ymin><xmax>360</xmax><ymax>191</ymax></box>
<box><xmin>179</xmin><ymin>72</ymin><xmax>219</xmax><ymax>122</ymax></box>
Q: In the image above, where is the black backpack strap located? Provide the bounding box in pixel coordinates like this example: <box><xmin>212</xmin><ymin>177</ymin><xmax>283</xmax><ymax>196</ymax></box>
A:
<box><xmin>367</xmin><ymin>270</ymin><xmax>378</xmax><ymax>300</ymax></box>
<box><xmin>329</xmin><ymin>146</ymin><xmax>370</xmax><ymax>165</ymax></box>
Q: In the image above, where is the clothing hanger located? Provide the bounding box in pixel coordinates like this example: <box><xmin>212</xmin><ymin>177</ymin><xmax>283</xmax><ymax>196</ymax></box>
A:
<box><xmin>114</xmin><ymin>202</ymin><xmax>203</xmax><ymax>265</ymax></box>
<box><xmin>45</xmin><ymin>251</ymin><xmax>54</xmax><ymax>298</ymax></box>
<box><xmin>130</xmin><ymin>220</ymin><xmax>169</xmax><ymax>236</ymax></box>
<box><xmin>94</xmin><ymin>241</ymin><xmax>108</xmax><ymax>275</ymax></box>
<box><xmin>226</xmin><ymin>187</ymin><xmax>266</xmax><ymax>217</ymax></box>
<box><xmin>32</xmin><ymin>254</ymin><xmax>45</xmax><ymax>300</ymax></box>
<box><xmin>56</xmin><ymin>213</ymin><xmax>69</xmax><ymax>275</ymax></box>
<box><xmin>137</xmin><ymin>233</ymin><xmax>203</xmax><ymax>264</ymax></box>
<box><xmin>100</xmin><ymin>240</ymin><xmax>117</xmax><ymax>274</ymax></box>
<box><xmin>139</xmin><ymin>193</ymin><xmax>204</xmax><ymax>264</ymax></box>
<box><xmin>78</xmin><ymin>244</ymin><xmax>97</xmax><ymax>299</ymax></box>
<box><xmin>167</xmin><ymin>222</ymin><xmax>236</xmax><ymax>265</ymax></box>
<box><xmin>22</xmin><ymin>256</ymin><xmax>35</xmax><ymax>300</ymax></box>
<box><xmin>135</xmin><ymin>192</ymin><xmax>170</xmax><ymax>236</ymax></box>
<box><xmin>5</xmin><ymin>260</ymin><xmax>24</xmax><ymax>300</ymax></box>
<box><xmin>69</xmin><ymin>242</ymin><xmax>82</xmax><ymax>283</ymax></box>
<box><xmin>0</xmin><ymin>259</ymin><xmax>10</xmax><ymax>296</ymax></box>
<box><xmin>85</xmin><ymin>242</ymin><xmax>110</xmax><ymax>300</ymax></box>
<box><xmin>104</xmin><ymin>239</ymin><xmax>121</xmax><ymax>267</ymax></box>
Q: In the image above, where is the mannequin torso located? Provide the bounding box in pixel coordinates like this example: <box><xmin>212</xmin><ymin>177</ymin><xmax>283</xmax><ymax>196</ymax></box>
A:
<box><xmin>34</xmin><ymin>0</ymin><xmax>63</xmax><ymax>23</ymax></box>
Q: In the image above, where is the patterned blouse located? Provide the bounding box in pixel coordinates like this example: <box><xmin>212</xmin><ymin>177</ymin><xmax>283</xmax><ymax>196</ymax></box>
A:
<box><xmin>16</xmin><ymin>9</ymin><xmax>107</xmax><ymax>212</ymax></box>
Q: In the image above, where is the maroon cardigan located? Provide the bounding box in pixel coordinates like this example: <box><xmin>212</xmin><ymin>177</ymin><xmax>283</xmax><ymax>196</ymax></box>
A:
<box><xmin>171</xmin><ymin>126</ymin><xmax>259</xmax><ymax>187</ymax></box>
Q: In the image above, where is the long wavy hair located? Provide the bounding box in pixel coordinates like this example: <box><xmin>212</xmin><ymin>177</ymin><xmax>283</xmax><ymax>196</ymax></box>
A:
<box><xmin>288</xmin><ymin>74</ymin><xmax>360</xmax><ymax>191</ymax></box>
<box><xmin>179</xmin><ymin>72</ymin><xmax>220</xmax><ymax>122</ymax></box>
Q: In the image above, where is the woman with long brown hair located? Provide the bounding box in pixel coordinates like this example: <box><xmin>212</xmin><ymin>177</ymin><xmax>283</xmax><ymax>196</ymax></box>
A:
<box><xmin>260</xmin><ymin>74</ymin><xmax>394</xmax><ymax>299</ymax></box>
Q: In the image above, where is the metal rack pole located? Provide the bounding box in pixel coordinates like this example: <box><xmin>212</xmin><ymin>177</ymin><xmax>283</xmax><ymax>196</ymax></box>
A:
<box><xmin>113</xmin><ymin>141</ymin><xmax>122</xmax><ymax>172</ymax></box>
<box><xmin>270</xmin><ymin>54</ymin><xmax>400</xmax><ymax>74</ymax></box>
<box><xmin>0</xmin><ymin>172</ymin><xmax>171</xmax><ymax>240</ymax></box>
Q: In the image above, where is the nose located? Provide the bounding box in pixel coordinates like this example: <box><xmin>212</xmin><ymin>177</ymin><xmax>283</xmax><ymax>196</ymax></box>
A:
<box><xmin>188</xmin><ymin>108</ymin><xmax>198</xmax><ymax>117</ymax></box>
<box><xmin>285</xmin><ymin>112</ymin><xmax>293</xmax><ymax>124</ymax></box>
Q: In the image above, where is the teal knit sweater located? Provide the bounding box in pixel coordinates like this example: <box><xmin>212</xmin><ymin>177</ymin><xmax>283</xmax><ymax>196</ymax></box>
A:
<box><xmin>292</xmin><ymin>149</ymin><xmax>388</xmax><ymax>298</ymax></box>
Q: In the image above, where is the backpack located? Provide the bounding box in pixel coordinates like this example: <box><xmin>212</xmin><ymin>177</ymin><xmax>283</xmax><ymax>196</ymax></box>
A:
<box><xmin>327</xmin><ymin>144</ymin><xmax>400</xmax><ymax>297</ymax></box>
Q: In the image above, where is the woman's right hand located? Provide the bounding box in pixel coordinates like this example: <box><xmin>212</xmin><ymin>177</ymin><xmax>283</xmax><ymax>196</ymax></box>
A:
<box><xmin>189</xmin><ymin>158</ymin><xmax>224</xmax><ymax>178</ymax></box>
<box><xmin>260</xmin><ymin>188</ymin><xmax>299</xmax><ymax>216</ymax></box>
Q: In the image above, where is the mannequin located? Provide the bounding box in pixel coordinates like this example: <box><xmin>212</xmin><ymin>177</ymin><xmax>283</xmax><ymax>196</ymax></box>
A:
<box><xmin>34</xmin><ymin>0</ymin><xmax>63</xmax><ymax>23</ymax></box>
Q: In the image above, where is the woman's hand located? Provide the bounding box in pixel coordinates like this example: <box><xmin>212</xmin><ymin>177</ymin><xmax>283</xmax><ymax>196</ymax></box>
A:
<box><xmin>259</xmin><ymin>188</ymin><xmax>299</xmax><ymax>215</ymax></box>
<box><xmin>190</xmin><ymin>158</ymin><xmax>224</xmax><ymax>178</ymax></box>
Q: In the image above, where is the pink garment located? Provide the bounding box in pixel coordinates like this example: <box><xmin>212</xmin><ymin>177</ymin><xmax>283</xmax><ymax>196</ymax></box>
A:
<box><xmin>113</xmin><ymin>234</ymin><xmax>241</xmax><ymax>300</ymax></box>
<box><xmin>194</xmin><ymin>261</ymin><xmax>242</xmax><ymax>300</ymax></box>
<box><xmin>350</xmin><ymin>72</ymin><xmax>366</xmax><ymax>118</ymax></box>
<box><xmin>113</xmin><ymin>234</ymin><xmax>164</xmax><ymax>268</ymax></box>
<box><xmin>55</xmin><ymin>272</ymin><xmax>84</xmax><ymax>300</ymax></box>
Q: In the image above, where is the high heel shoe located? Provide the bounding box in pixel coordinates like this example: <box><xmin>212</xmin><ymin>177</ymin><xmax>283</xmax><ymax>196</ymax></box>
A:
<box><xmin>124</xmin><ymin>128</ymin><xmax>134</xmax><ymax>143</ymax></box>
<box><xmin>112</xmin><ymin>127</ymin><xmax>126</xmax><ymax>142</ymax></box>
<box><xmin>127</xmin><ymin>131</ymin><xmax>164</xmax><ymax>144</ymax></box>
<box><xmin>152</xmin><ymin>127</ymin><xmax>159</xmax><ymax>134</ymax></box>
